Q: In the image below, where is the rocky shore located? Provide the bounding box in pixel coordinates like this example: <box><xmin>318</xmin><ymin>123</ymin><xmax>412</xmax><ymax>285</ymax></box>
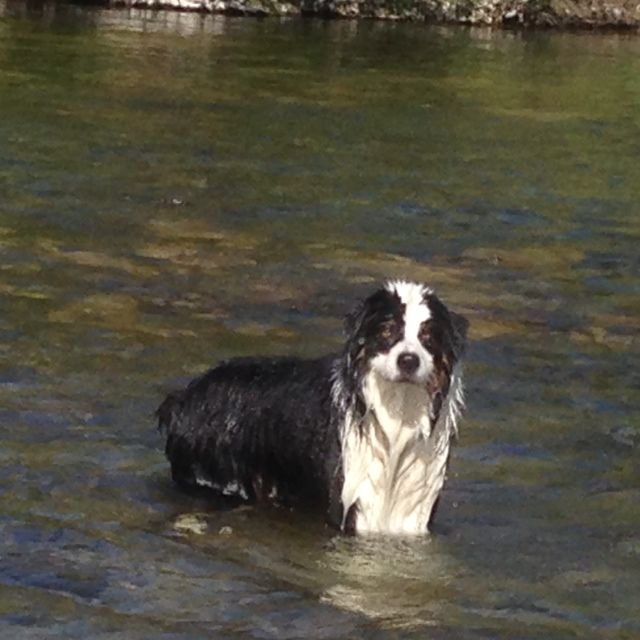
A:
<box><xmin>108</xmin><ymin>0</ymin><xmax>640</xmax><ymax>29</ymax></box>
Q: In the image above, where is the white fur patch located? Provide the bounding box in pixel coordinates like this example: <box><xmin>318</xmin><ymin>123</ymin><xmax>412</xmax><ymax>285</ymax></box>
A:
<box><xmin>340</xmin><ymin>365</ymin><xmax>464</xmax><ymax>535</ymax></box>
<box><xmin>386</xmin><ymin>280</ymin><xmax>433</xmax><ymax>307</ymax></box>
<box><xmin>387</xmin><ymin>280</ymin><xmax>431</xmax><ymax>344</ymax></box>
<box><xmin>195</xmin><ymin>468</ymin><xmax>249</xmax><ymax>500</ymax></box>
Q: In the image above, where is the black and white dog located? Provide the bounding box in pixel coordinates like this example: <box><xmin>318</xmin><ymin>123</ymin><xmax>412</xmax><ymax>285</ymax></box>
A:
<box><xmin>158</xmin><ymin>280</ymin><xmax>468</xmax><ymax>535</ymax></box>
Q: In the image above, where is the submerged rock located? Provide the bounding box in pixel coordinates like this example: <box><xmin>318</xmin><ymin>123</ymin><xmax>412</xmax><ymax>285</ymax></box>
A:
<box><xmin>173</xmin><ymin>513</ymin><xmax>209</xmax><ymax>534</ymax></box>
<box><xmin>108</xmin><ymin>0</ymin><xmax>640</xmax><ymax>29</ymax></box>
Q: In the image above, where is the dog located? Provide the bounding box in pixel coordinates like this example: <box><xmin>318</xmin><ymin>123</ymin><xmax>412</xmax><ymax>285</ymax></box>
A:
<box><xmin>157</xmin><ymin>280</ymin><xmax>468</xmax><ymax>535</ymax></box>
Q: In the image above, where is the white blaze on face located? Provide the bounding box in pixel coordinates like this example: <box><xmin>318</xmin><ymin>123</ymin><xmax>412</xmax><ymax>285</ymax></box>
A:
<box><xmin>369</xmin><ymin>281</ymin><xmax>434</xmax><ymax>383</ymax></box>
<box><xmin>391</xmin><ymin>280</ymin><xmax>431</xmax><ymax>345</ymax></box>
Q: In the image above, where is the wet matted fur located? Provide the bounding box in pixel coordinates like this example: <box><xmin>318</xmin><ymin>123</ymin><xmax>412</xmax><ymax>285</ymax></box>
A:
<box><xmin>158</xmin><ymin>280</ymin><xmax>468</xmax><ymax>535</ymax></box>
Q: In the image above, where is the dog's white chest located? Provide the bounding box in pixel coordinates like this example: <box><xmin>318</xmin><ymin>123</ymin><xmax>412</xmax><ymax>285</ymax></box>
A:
<box><xmin>340</xmin><ymin>375</ymin><xmax>453</xmax><ymax>535</ymax></box>
<box><xmin>341</xmin><ymin>421</ymin><xmax>450</xmax><ymax>535</ymax></box>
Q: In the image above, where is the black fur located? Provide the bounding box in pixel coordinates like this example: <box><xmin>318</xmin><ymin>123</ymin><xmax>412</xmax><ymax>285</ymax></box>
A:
<box><xmin>158</xmin><ymin>356</ymin><xmax>345</xmax><ymax>525</ymax></box>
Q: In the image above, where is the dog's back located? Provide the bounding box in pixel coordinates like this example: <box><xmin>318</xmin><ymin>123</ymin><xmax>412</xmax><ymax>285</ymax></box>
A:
<box><xmin>158</xmin><ymin>355</ymin><xmax>341</xmax><ymax>509</ymax></box>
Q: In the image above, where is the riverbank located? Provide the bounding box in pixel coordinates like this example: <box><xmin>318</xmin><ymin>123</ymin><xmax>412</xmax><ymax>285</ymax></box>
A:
<box><xmin>107</xmin><ymin>0</ymin><xmax>640</xmax><ymax>29</ymax></box>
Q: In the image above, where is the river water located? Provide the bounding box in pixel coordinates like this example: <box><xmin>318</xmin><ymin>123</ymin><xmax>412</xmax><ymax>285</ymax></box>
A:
<box><xmin>1</xmin><ymin>2</ymin><xmax>639</xmax><ymax>638</ymax></box>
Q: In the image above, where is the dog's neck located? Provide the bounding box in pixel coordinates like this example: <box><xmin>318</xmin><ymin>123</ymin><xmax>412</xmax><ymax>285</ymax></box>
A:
<box><xmin>340</xmin><ymin>370</ymin><xmax>458</xmax><ymax>535</ymax></box>
<box><xmin>363</xmin><ymin>371</ymin><xmax>432</xmax><ymax>441</ymax></box>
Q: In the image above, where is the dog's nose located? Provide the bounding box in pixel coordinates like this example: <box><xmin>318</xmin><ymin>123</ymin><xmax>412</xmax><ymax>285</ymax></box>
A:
<box><xmin>397</xmin><ymin>352</ymin><xmax>420</xmax><ymax>375</ymax></box>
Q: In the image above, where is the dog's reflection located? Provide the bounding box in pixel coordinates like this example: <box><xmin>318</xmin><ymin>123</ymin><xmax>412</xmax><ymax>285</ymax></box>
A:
<box><xmin>318</xmin><ymin>533</ymin><xmax>460</xmax><ymax>628</ymax></box>
<box><xmin>167</xmin><ymin>500</ymin><xmax>461</xmax><ymax>629</ymax></box>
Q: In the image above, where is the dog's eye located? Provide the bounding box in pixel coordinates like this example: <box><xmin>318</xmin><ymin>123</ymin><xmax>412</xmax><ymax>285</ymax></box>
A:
<box><xmin>419</xmin><ymin>322</ymin><xmax>434</xmax><ymax>346</ymax></box>
<box><xmin>379</xmin><ymin>322</ymin><xmax>397</xmax><ymax>344</ymax></box>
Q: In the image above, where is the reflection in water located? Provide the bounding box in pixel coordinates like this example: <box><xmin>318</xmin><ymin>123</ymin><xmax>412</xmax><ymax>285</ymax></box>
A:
<box><xmin>0</xmin><ymin>5</ymin><xmax>639</xmax><ymax>639</ymax></box>
<box><xmin>320</xmin><ymin>535</ymin><xmax>457</xmax><ymax>628</ymax></box>
<box><xmin>163</xmin><ymin>503</ymin><xmax>459</xmax><ymax>630</ymax></box>
<box><xmin>97</xmin><ymin>7</ymin><xmax>231</xmax><ymax>37</ymax></box>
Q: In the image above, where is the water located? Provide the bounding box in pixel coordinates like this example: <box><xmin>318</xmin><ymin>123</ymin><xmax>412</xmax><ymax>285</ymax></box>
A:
<box><xmin>1</xmin><ymin>2</ymin><xmax>639</xmax><ymax>637</ymax></box>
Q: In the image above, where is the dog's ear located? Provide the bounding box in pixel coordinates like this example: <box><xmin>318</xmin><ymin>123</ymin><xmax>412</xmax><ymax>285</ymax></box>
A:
<box><xmin>343</xmin><ymin>287</ymin><xmax>387</xmax><ymax>340</ymax></box>
<box><xmin>449</xmin><ymin>310</ymin><xmax>469</xmax><ymax>360</ymax></box>
<box><xmin>342</xmin><ymin>288</ymin><xmax>388</xmax><ymax>418</ymax></box>
<box><xmin>344</xmin><ymin>300</ymin><xmax>366</xmax><ymax>340</ymax></box>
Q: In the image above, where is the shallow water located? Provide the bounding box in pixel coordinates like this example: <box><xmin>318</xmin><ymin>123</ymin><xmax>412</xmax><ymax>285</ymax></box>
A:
<box><xmin>1</xmin><ymin>2</ymin><xmax>639</xmax><ymax>637</ymax></box>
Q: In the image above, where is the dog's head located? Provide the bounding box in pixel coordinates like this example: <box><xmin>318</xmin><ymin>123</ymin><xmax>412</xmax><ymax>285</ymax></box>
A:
<box><xmin>344</xmin><ymin>280</ymin><xmax>468</xmax><ymax>418</ymax></box>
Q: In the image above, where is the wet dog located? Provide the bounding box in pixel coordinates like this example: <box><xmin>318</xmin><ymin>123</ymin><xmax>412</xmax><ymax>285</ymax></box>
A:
<box><xmin>157</xmin><ymin>280</ymin><xmax>468</xmax><ymax>534</ymax></box>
